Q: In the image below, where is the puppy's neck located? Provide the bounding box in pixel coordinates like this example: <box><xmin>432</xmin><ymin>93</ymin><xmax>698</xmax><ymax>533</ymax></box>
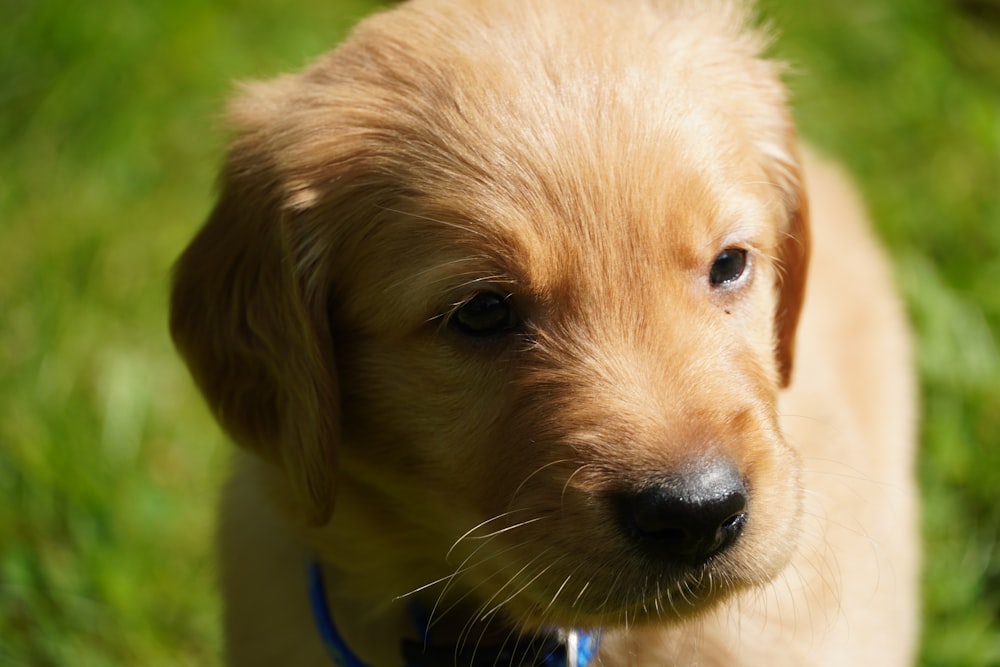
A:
<box><xmin>315</xmin><ymin>563</ymin><xmax>543</xmax><ymax>667</ymax></box>
<box><xmin>300</xmin><ymin>475</ymin><xmax>497</xmax><ymax>666</ymax></box>
<box><xmin>310</xmin><ymin>560</ymin><xmax>418</xmax><ymax>666</ymax></box>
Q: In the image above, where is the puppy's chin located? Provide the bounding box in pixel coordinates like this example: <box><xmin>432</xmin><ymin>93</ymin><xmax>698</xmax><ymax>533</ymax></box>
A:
<box><xmin>520</xmin><ymin>572</ymin><xmax>747</xmax><ymax>629</ymax></box>
<box><xmin>444</xmin><ymin>537</ymin><xmax>795</xmax><ymax>636</ymax></box>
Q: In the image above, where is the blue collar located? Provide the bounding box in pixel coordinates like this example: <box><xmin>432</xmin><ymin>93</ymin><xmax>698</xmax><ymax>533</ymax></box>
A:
<box><xmin>308</xmin><ymin>561</ymin><xmax>600</xmax><ymax>667</ymax></box>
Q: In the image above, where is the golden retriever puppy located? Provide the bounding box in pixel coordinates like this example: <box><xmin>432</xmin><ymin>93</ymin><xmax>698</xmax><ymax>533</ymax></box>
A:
<box><xmin>170</xmin><ymin>0</ymin><xmax>919</xmax><ymax>664</ymax></box>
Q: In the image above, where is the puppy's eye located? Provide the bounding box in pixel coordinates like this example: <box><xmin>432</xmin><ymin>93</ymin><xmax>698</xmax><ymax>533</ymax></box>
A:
<box><xmin>450</xmin><ymin>292</ymin><xmax>519</xmax><ymax>337</ymax></box>
<box><xmin>709</xmin><ymin>249</ymin><xmax>749</xmax><ymax>287</ymax></box>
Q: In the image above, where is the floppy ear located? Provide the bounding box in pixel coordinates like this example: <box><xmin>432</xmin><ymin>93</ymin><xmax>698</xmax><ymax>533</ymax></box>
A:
<box><xmin>169</xmin><ymin>142</ymin><xmax>339</xmax><ymax>525</ymax></box>
<box><xmin>772</xmin><ymin>149</ymin><xmax>810</xmax><ymax>388</ymax></box>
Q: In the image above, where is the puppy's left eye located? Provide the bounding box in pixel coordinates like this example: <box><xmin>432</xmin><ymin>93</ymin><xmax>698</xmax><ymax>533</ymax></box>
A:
<box><xmin>709</xmin><ymin>249</ymin><xmax>749</xmax><ymax>287</ymax></box>
<box><xmin>450</xmin><ymin>291</ymin><xmax>519</xmax><ymax>337</ymax></box>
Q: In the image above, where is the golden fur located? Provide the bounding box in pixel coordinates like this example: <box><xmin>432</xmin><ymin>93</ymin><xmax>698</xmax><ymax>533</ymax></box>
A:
<box><xmin>170</xmin><ymin>0</ymin><xmax>919</xmax><ymax>664</ymax></box>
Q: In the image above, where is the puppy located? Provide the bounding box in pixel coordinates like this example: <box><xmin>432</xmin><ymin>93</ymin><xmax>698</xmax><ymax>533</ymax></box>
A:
<box><xmin>170</xmin><ymin>0</ymin><xmax>919</xmax><ymax>665</ymax></box>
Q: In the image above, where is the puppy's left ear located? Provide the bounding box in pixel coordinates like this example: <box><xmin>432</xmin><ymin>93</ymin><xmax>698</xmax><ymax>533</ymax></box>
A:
<box><xmin>771</xmin><ymin>144</ymin><xmax>810</xmax><ymax>388</ymax></box>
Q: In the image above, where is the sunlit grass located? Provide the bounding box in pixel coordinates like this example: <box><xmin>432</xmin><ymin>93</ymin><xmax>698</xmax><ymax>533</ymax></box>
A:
<box><xmin>2</xmin><ymin>0</ymin><xmax>997</xmax><ymax>664</ymax></box>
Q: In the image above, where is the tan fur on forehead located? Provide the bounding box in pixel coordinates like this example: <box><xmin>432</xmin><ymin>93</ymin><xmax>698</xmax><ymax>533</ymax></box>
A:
<box><xmin>220</xmin><ymin>0</ymin><xmax>793</xmax><ymax>232</ymax></box>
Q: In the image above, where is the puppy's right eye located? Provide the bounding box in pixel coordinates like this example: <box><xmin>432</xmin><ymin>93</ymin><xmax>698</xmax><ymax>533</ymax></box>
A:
<box><xmin>709</xmin><ymin>248</ymin><xmax>749</xmax><ymax>287</ymax></box>
<box><xmin>450</xmin><ymin>292</ymin><xmax>519</xmax><ymax>337</ymax></box>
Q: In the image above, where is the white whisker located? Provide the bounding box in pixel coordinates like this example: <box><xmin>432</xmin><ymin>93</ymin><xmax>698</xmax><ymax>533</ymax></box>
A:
<box><xmin>541</xmin><ymin>566</ymin><xmax>579</xmax><ymax>617</ymax></box>
<box><xmin>478</xmin><ymin>549</ymin><xmax>554</xmax><ymax>622</ymax></box>
<box><xmin>446</xmin><ymin>508</ymin><xmax>535</xmax><ymax>562</ymax></box>
<box><xmin>456</xmin><ymin>516</ymin><xmax>549</xmax><ymax>546</ymax></box>
<box><xmin>481</xmin><ymin>556</ymin><xmax>560</xmax><ymax>623</ymax></box>
<box><xmin>509</xmin><ymin>458</ymin><xmax>575</xmax><ymax>507</ymax></box>
<box><xmin>560</xmin><ymin>464</ymin><xmax>594</xmax><ymax>508</ymax></box>
<box><xmin>572</xmin><ymin>580</ymin><xmax>591</xmax><ymax>609</ymax></box>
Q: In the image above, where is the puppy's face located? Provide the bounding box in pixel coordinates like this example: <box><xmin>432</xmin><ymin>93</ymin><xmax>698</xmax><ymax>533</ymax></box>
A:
<box><xmin>172</xmin><ymin>0</ymin><xmax>808</xmax><ymax>633</ymax></box>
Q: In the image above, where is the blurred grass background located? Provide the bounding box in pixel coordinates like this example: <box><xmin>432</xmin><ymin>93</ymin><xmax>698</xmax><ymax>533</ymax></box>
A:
<box><xmin>0</xmin><ymin>0</ymin><xmax>997</xmax><ymax>664</ymax></box>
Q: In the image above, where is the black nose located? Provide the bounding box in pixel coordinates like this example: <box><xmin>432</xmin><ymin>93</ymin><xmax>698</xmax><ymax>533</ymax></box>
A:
<box><xmin>618</xmin><ymin>459</ymin><xmax>748</xmax><ymax>566</ymax></box>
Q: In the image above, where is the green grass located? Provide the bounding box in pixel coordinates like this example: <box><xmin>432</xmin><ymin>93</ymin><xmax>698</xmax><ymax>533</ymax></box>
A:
<box><xmin>1</xmin><ymin>0</ymin><xmax>997</xmax><ymax>664</ymax></box>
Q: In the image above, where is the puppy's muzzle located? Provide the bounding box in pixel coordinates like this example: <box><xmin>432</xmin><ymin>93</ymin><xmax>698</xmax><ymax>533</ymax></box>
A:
<box><xmin>615</xmin><ymin>458</ymin><xmax>748</xmax><ymax>566</ymax></box>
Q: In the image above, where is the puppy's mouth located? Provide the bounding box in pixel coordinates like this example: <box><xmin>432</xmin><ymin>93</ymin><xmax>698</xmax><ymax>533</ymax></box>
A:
<box><xmin>432</xmin><ymin>458</ymin><xmax>797</xmax><ymax>634</ymax></box>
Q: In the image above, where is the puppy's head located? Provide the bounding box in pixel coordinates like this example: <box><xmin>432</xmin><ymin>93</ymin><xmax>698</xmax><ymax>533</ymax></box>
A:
<box><xmin>172</xmin><ymin>0</ymin><xmax>808</xmax><ymax>631</ymax></box>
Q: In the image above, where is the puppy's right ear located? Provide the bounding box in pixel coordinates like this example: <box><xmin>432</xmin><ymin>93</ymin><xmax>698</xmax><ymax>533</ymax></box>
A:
<box><xmin>170</xmin><ymin>118</ymin><xmax>338</xmax><ymax>525</ymax></box>
<box><xmin>770</xmin><ymin>139</ymin><xmax>810</xmax><ymax>390</ymax></box>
